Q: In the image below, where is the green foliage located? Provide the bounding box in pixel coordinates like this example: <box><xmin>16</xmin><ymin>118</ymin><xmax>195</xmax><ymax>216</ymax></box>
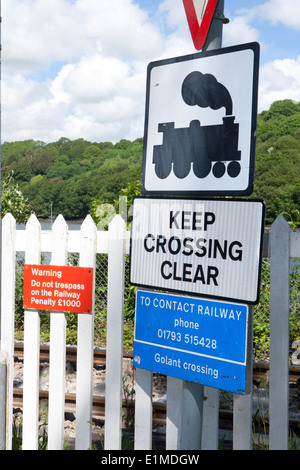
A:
<box><xmin>14</xmin><ymin>255</ymin><xmax>26</xmax><ymax>335</ymax></box>
<box><xmin>253</xmin><ymin>258</ymin><xmax>300</xmax><ymax>362</ymax></box>
<box><xmin>12</xmin><ymin>406</ymin><xmax>69</xmax><ymax>450</ymax></box>
<box><xmin>1</xmin><ymin>136</ymin><xmax>143</xmax><ymax>219</ymax></box>
<box><xmin>90</xmin><ymin>180</ymin><xmax>141</xmax><ymax>230</ymax></box>
<box><xmin>289</xmin><ymin>264</ymin><xmax>300</xmax><ymax>346</ymax></box>
<box><xmin>261</xmin><ymin>99</ymin><xmax>300</xmax><ymax>121</ymax></box>
<box><xmin>1</xmin><ymin>100</ymin><xmax>299</xmax><ymax>224</ymax></box>
<box><xmin>253</xmin><ymin>259</ymin><xmax>272</xmax><ymax>361</ymax></box>
<box><xmin>253</xmin><ymin>99</ymin><xmax>300</xmax><ymax>223</ymax></box>
<box><xmin>282</xmin><ymin>209</ymin><xmax>300</xmax><ymax>230</ymax></box>
<box><xmin>1</xmin><ymin>172</ymin><xmax>33</xmax><ymax>223</ymax></box>
<box><xmin>116</xmin><ymin>180</ymin><xmax>142</xmax><ymax>229</ymax></box>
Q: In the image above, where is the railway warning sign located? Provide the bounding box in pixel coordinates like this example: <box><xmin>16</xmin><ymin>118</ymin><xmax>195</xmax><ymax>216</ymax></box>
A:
<box><xmin>23</xmin><ymin>264</ymin><xmax>94</xmax><ymax>313</ymax></box>
<box><xmin>141</xmin><ymin>42</ymin><xmax>260</xmax><ymax>197</ymax></box>
<box><xmin>129</xmin><ymin>197</ymin><xmax>265</xmax><ymax>304</ymax></box>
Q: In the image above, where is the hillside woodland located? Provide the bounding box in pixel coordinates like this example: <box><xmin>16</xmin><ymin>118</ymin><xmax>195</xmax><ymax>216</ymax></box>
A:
<box><xmin>1</xmin><ymin>99</ymin><xmax>300</xmax><ymax>224</ymax></box>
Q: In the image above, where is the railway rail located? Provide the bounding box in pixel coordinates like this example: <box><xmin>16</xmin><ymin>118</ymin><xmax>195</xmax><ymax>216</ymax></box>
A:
<box><xmin>12</xmin><ymin>343</ymin><xmax>300</xmax><ymax>438</ymax></box>
<box><xmin>14</xmin><ymin>342</ymin><xmax>300</xmax><ymax>383</ymax></box>
<box><xmin>15</xmin><ymin>343</ymin><xmax>300</xmax><ymax>383</ymax></box>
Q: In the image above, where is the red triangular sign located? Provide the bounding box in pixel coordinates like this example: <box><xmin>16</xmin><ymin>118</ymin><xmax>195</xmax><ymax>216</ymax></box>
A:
<box><xmin>183</xmin><ymin>0</ymin><xmax>218</xmax><ymax>50</ymax></box>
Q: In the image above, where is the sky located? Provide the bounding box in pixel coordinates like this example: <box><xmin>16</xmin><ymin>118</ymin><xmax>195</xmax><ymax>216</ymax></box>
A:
<box><xmin>1</xmin><ymin>0</ymin><xmax>300</xmax><ymax>144</ymax></box>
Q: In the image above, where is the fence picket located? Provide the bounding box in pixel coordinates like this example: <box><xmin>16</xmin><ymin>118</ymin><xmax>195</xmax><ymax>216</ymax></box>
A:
<box><xmin>47</xmin><ymin>215</ymin><xmax>68</xmax><ymax>450</ymax></box>
<box><xmin>201</xmin><ymin>387</ymin><xmax>219</xmax><ymax>450</ymax></box>
<box><xmin>181</xmin><ymin>382</ymin><xmax>203</xmax><ymax>450</ymax></box>
<box><xmin>104</xmin><ymin>215</ymin><xmax>126</xmax><ymax>450</ymax></box>
<box><xmin>269</xmin><ymin>215</ymin><xmax>290</xmax><ymax>450</ymax></box>
<box><xmin>166</xmin><ymin>378</ymin><xmax>203</xmax><ymax>450</ymax></box>
<box><xmin>75</xmin><ymin>215</ymin><xmax>97</xmax><ymax>450</ymax></box>
<box><xmin>232</xmin><ymin>306</ymin><xmax>254</xmax><ymax>450</ymax></box>
<box><xmin>166</xmin><ymin>376</ymin><xmax>183</xmax><ymax>449</ymax></box>
<box><xmin>134</xmin><ymin>368</ymin><xmax>153</xmax><ymax>450</ymax></box>
<box><xmin>22</xmin><ymin>215</ymin><xmax>42</xmax><ymax>450</ymax></box>
<box><xmin>0</xmin><ymin>214</ymin><xmax>16</xmax><ymax>449</ymax></box>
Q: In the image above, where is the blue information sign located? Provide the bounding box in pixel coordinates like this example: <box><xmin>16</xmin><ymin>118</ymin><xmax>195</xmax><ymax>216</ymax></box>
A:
<box><xmin>133</xmin><ymin>290</ymin><xmax>249</xmax><ymax>394</ymax></box>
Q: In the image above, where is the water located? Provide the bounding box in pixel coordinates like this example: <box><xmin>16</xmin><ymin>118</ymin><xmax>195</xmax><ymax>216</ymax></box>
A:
<box><xmin>16</xmin><ymin>220</ymin><xmax>82</xmax><ymax>264</ymax></box>
<box><xmin>17</xmin><ymin>220</ymin><xmax>82</xmax><ymax>231</ymax></box>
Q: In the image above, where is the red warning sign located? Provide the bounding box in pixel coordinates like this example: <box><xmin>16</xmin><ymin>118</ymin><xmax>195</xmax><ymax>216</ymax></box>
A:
<box><xmin>23</xmin><ymin>264</ymin><xmax>94</xmax><ymax>313</ymax></box>
<box><xmin>183</xmin><ymin>0</ymin><xmax>218</xmax><ymax>50</ymax></box>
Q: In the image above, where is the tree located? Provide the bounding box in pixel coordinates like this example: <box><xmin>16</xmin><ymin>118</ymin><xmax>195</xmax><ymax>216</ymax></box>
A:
<box><xmin>31</xmin><ymin>150</ymin><xmax>55</xmax><ymax>174</ymax></box>
<box><xmin>90</xmin><ymin>180</ymin><xmax>141</xmax><ymax>230</ymax></box>
<box><xmin>1</xmin><ymin>100</ymin><xmax>298</xmax><ymax>224</ymax></box>
<box><xmin>1</xmin><ymin>173</ymin><xmax>33</xmax><ymax>223</ymax></box>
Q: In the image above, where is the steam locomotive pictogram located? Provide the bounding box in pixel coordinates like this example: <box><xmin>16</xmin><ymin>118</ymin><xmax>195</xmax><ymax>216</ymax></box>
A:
<box><xmin>152</xmin><ymin>71</ymin><xmax>241</xmax><ymax>180</ymax></box>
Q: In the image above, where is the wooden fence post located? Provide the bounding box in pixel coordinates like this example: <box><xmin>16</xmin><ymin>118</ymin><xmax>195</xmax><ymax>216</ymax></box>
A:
<box><xmin>75</xmin><ymin>215</ymin><xmax>97</xmax><ymax>450</ymax></box>
<box><xmin>0</xmin><ymin>214</ymin><xmax>16</xmax><ymax>449</ymax></box>
<box><xmin>269</xmin><ymin>214</ymin><xmax>290</xmax><ymax>450</ymax></box>
<box><xmin>104</xmin><ymin>215</ymin><xmax>126</xmax><ymax>450</ymax></box>
<box><xmin>201</xmin><ymin>387</ymin><xmax>219</xmax><ymax>450</ymax></box>
<box><xmin>47</xmin><ymin>215</ymin><xmax>68</xmax><ymax>450</ymax></box>
<box><xmin>233</xmin><ymin>306</ymin><xmax>253</xmax><ymax>450</ymax></box>
<box><xmin>134</xmin><ymin>368</ymin><xmax>153</xmax><ymax>450</ymax></box>
<box><xmin>22</xmin><ymin>215</ymin><xmax>41</xmax><ymax>450</ymax></box>
<box><xmin>166</xmin><ymin>377</ymin><xmax>203</xmax><ymax>450</ymax></box>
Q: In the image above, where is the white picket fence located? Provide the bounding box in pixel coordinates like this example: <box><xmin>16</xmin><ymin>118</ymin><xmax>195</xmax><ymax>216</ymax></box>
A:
<box><xmin>0</xmin><ymin>212</ymin><xmax>299</xmax><ymax>450</ymax></box>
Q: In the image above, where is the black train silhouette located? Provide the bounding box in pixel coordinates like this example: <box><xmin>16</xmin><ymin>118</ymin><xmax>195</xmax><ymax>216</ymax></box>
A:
<box><xmin>153</xmin><ymin>71</ymin><xmax>241</xmax><ymax>179</ymax></box>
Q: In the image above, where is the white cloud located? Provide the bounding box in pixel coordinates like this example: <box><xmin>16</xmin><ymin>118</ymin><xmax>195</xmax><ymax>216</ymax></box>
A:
<box><xmin>251</xmin><ymin>0</ymin><xmax>300</xmax><ymax>30</ymax></box>
<box><xmin>50</xmin><ymin>65</ymin><xmax>76</xmax><ymax>105</ymax></box>
<box><xmin>223</xmin><ymin>1</ymin><xmax>300</xmax><ymax>113</ymax></box>
<box><xmin>2</xmin><ymin>0</ymin><xmax>300</xmax><ymax>144</ymax></box>
<box><xmin>57</xmin><ymin>55</ymin><xmax>131</xmax><ymax>103</ymax></box>
<box><xmin>1</xmin><ymin>0</ymin><xmax>167</xmax><ymax>143</ymax></box>
<box><xmin>223</xmin><ymin>15</ymin><xmax>261</xmax><ymax>47</ymax></box>
<box><xmin>2</xmin><ymin>0</ymin><xmax>87</xmax><ymax>75</ymax></box>
<box><xmin>227</xmin><ymin>0</ymin><xmax>300</xmax><ymax>31</ymax></box>
<box><xmin>158</xmin><ymin>0</ymin><xmax>187</xmax><ymax>34</ymax></box>
<box><xmin>76</xmin><ymin>0</ymin><xmax>164</xmax><ymax>60</ymax></box>
<box><xmin>259</xmin><ymin>56</ymin><xmax>300</xmax><ymax>112</ymax></box>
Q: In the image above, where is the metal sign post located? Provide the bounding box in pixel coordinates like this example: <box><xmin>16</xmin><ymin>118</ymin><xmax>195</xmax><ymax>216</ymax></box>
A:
<box><xmin>202</xmin><ymin>0</ymin><xmax>226</xmax><ymax>51</ymax></box>
<box><xmin>132</xmin><ymin>0</ymin><xmax>260</xmax><ymax>450</ymax></box>
<box><xmin>0</xmin><ymin>0</ymin><xmax>6</xmax><ymax>451</ymax></box>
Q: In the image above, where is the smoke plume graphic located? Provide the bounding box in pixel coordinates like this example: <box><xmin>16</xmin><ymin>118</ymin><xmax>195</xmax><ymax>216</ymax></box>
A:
<box><xmin>181</xmin><ymin>71</ymin><xmax>233</xmax><ymax>116</ymax></box>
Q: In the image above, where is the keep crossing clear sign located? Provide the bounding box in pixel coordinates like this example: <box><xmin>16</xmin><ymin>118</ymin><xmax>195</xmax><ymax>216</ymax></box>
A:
<box><xmin>129</xmin><ymin>196</ymin><xmax>265</xmax><ymax>305</ymax></box>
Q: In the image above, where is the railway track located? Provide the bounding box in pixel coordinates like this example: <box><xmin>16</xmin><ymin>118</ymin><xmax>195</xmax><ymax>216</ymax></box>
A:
<box><xmin>14</xmin><ymin>342</ymin><xmax>134</xmax><ymax>367</ymax></box>
<box><xmin>14</xmin><ymin>342</ymin><xmax>300</xmax><ymax>383</ymax></box>
<box><xmin>13</xmin><ymin>388</ymin><xmax>167</xmax><ymax>426</ymax></box>
<box><xmin>13</xmin><ymin>343</ymin><xmax>300</xmax><ymax>436</ymax></box>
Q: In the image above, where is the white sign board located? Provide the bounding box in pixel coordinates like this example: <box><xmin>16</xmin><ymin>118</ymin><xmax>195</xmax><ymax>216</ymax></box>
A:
<box><xmin>129</xmin><ymin>197</ymin><xmax>265</xmax><ymax>304</ymax></box>
<box><xmin>141</xmin><ymin>42</ymin><xmax>260</xmax><ymax>196</ymax></box>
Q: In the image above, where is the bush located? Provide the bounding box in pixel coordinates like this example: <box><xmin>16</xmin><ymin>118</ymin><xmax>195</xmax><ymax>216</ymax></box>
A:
<box><xmin>253</xmin><ymin>258</ymin><xmax>300</xmax><ymax>362</ymax></box>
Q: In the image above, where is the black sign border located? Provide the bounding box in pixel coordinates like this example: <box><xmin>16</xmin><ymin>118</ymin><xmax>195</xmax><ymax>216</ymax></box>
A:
<box><xmin>141</xmin><ymin>42</ymin><xmax>260</xmax><ymax>197</ymax></box>
<box><xmin>129</xmin><ymin>196</ymin><xmax>266</xmax><ymax>305</ymax></box>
